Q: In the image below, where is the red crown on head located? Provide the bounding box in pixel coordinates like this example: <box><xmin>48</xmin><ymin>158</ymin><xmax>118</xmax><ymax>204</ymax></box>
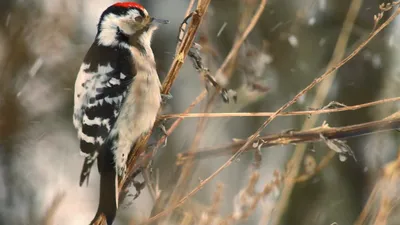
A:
<box><xmin>113</xmin><ymin>2</ymin><xmax>144</xmax><ymax>10</ymax></box>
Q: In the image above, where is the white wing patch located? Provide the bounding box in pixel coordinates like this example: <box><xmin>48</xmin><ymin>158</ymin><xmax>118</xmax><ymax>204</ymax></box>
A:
<box><xmin>73</xmin><ymin>63</ymin><xmax>90</xmax><ymax>130</ymax></box>
<box><xmin>73</xmin><ymin>63</ymin><xmax>118</xmax><ymax>151</ymax></box>
<box><xmin>83</xmin><ymin>114</ymin><xmax>111</xmax><ymax>131</ymax></box>
<box><xmin>109</xmin><ymin>77</ymin><xmax>120</xmax><ymax>85</ymax></box>
<box><xmin>78</xmin><ymin>129</ymin><xmax>95</xmax><ymax>144</ymax></box>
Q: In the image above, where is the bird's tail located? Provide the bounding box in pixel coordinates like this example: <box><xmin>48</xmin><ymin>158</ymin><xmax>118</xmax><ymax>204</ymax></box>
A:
<box><xmin>79</xmin><ymin>153</ymin><xmax>97</xmax><ymax>186</ymax></box>
<box><xmin>90</xmin><ymin>142</ymin><xmax>119</xmax><ymax>225</ymax></box>
<box><xmin>90</xmin><ymin>169</ymin><xmax>118</xmax><ymax>225</ymax></box>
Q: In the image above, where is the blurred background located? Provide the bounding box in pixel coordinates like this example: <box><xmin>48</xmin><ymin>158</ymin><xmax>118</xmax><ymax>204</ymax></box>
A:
<box><xmin>0</xmin><ymin>0</ymin><xmax>399</xmax><ymax>224</ymax></box>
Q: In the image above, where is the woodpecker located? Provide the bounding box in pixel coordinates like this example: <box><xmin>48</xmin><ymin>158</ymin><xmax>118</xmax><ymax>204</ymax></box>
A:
<box><xmin>72</xmin><ymin>2</ymin><xmax>168</xmax><ymax>224</ymax></box>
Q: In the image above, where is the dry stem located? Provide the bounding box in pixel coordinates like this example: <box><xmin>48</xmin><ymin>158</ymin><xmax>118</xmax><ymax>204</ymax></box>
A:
<box><xmin>153</xmin><ymin>0</ymin><xmax>269</xmax><ymax>154</ymax></box>
<box><xmin>144</xmin><ymin>2</ymin><xmax>400</xmax><ymax>224</ymax></box>
<box><xmin>176</xmin><ymin>113</ymin><xmax>400</xmax><ymax>162</ymax></box>
<box><xmin>157</xmin><ymin>1</ymin><xmax>269</xmax><ymax>223</ymax></box>
<box><xmin>269</xmin><ymin>0</ymin><xmax>389</xmax><ymax>224</ymax></box>
<box><xmin>160</xmin><ymin>97</ymin><xmax>400</xmax><ymax>119</ymax></box>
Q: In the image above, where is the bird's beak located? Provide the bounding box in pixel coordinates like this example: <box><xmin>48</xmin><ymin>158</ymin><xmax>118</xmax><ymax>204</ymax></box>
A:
<box><xmin>150</xmin><ymin>17</ymin><xmax>170</xmax><ymax>25</ymax></box>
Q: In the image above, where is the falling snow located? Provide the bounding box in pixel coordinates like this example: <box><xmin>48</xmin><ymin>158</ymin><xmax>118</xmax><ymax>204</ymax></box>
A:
<box><xmin>288</xmin><ymin>35</ymin><xmax>299</xmax><ymax>48</ymax></box>
<box><xmin>319</xmin><ymin>38</ymin><xmax>326</xmax><ymax>47</ymax></box>
<box><xmin>308</xmin><ymin>17</ymin><xmax>316</xmax><ymax>26</ymax></box>
<box><xmin>319</xmin><ymin>0</ymin><xmax>327</xmax><ymax>11</ymax></box>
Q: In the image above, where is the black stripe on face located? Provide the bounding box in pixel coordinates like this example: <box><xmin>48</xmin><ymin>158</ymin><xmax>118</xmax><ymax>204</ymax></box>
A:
<box><xmin>134</xmin><ymin>8</ymin><xmax>146</xmax><ymax>18</ymax></box>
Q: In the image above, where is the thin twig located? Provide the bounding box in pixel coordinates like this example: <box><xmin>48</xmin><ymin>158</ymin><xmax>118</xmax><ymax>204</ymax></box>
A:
<box><xmin>153</xmin><ymin>0</ymin><xmax>269</xmax><ymax>152</ymax></box>
<box><xmin>143</xmin><ymin>3</ymin><xmax>400</xmax><ymax>224</ymax></box>
<box><xmin>155</xmin><ymin>91</ymin><xmax>207</xmax><ymax>150</ymax></box>
<box><xmin>269</xmin><ymin>1</ymin><xmax>386</xmax><ymax>224</ymax></box>
<box><xmin>176</xmin><ymin>114</ymin><xmax>400</xmax><ymax>162</ymax></box>
<box><xmin>162</xmin><ymin>0</ymin><xmax>211</xmax><ymax>94</ymax></box>
<box><xmin>354</xmin><ymin>181</ymin><xmax>381</xmax><ymax>225</ymax></box>
<box><xmin>149</xmin><ymin>2</ymin><xmax>269</xmax><ymax>222</ymax></box>
<box><xmin>217</xmin><ymin>0</ymin><xmax>266</xmax><ymax>78</ymax></box>
<box><xmin>159</xmin><ymin>97</ymin><xmax>400</xmax><ymax>119</ymax></box>
<box><xmin>295</xmin><ymin>151</ymin><xmax>336</xmax><ymax>183</ymax></box>
<box><xmin>185</xmin><ymin>0</ymin><xmax>196</xmax><ymax>18</ymax></box>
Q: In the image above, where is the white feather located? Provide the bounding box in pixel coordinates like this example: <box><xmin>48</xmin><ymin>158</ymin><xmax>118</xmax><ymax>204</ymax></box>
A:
<box><xmin>73</xmin><ymin>63</ymin><xmax>115</xmax><ymax>142</ymax></box>
<box><xmin>112</xmin><ymin>34</ymin><xmax>161</xmax><ymax>175</ymax></box>
<box><xmin>83</xmin><ymin>114</ymin><xmax>111</xmax><ymax>131</ymax></box>
<box><xmin>78</xmin><ymin>129</ymin><xmax>95</xmax><ymax>144</ymax></box>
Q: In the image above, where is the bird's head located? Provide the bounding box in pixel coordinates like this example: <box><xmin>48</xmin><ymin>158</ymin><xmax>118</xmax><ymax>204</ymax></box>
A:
<box><xmin>96</xmin><ymin>2</ymin><xmax>168</xmax><ymax>47</ymax></box>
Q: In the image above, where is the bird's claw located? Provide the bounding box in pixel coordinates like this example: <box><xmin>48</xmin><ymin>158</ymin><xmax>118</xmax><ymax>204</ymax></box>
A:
<box><xmin>158</xmin><ymin>123</ymin><xmax>168</xmax><ymax>147</ymax></box>
<box><xmin>117</xmin><ymin>165</ymin><xmax>127</xmax><ymax>177</ymax></box>
<box><xmin>161</xmin><ymin>93</ymin><xmax>173</xmax><ymax>104</ymax></box>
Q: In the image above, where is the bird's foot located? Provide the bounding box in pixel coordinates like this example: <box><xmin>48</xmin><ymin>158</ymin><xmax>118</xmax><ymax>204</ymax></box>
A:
<box><xmin>158</xmin><ymin>122</ymin><xmax>168</xmax><ymax>147</ymax></box>
<box><xmin>161</xmin><ymin>93</ymin><xmax>173</xmax><ymax>104</ymax></box>
<box><xmin>117</xmin><ymin>164</ymin><xmax>127</xmax><ymax>178</ymax></box>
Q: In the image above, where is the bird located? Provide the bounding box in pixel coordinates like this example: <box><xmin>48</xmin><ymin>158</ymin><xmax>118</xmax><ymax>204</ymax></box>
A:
<box><xmin>72</xmin><ymin>2</ymin><xmax>168</xmax><ymax>224</ymax></box>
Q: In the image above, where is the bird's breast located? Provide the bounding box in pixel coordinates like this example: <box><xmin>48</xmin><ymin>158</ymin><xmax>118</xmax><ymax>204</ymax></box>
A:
<box><xmin>112</xmin><ymin>47</ymin><xmax>161</xmax><ymax>145</ymax></box>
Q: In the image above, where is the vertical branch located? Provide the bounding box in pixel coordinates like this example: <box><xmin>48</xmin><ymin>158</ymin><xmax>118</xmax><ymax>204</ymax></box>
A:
<box><xmin>270</xmin><ymin>0</ymin><xmax>363</xmax><ymax>224</ymax></box>
<box><xmin>145</xmin><ymin>1</ymin><xmax>400</xmax><ymax>225</ymax></box>
<box><xmin>161</xmin><ymin>0</ymin><xmax>212</xmax><ymax>94</ymax></box>
<box><xmin>153</xmin><ymin>0</ymin><xmax>269</xmax><ymax>150</ymax></box>
<box><xmin>157</xmin><ymin>1</ymin><xmax>270</xmax><ymax>224</ymax></box>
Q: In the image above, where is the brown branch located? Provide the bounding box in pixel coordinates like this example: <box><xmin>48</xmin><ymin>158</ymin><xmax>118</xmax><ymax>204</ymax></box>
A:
<box><xmin>162</xmin><ymin>1</ymin><xmax>211</xmax><ymax>94</ymax></box>
<box><xmin>354</xmin><ymin>181</ymin><xmax>381</xmax><ymax>225</ymax></box>
<box><xmin>355</xmin><ymin>145</ymin><xmax>400</xmax><ymax>225</ymax></box>
<box><xmin>152</xmin><ymin>0</ymin><xmax>270</xmax><ymax>155</ymax></box>
<box><xmin>141</xmin><ymin>1</ymin><xmax>270</xmax><ymax>224</ymax></box>
<box><xmin>270</xmin><ymin>0</ymin><xmax>364</xmax><ymax>224</ymax></box>
<box><xmin>156</xmin><ymin>0</ymin><xmax>260</xmax><ymax>216</ymax></box>
<box><xmin>155</xmin><ymin>91</ymin><xmax>207</xmax><ymax>150</ymax></box>
<box><xmin>147</xmin><ymin>1</ymin><xmax>269</xmax><ymax>222</ymax></box>
<box><xmin>159</xmin><ymin>97</ymin><xmax>400</xmax><ymax>119</ymax></box>
<box><xmin>143</xmin><ymin>2</ymin><xmax>400</xmax><ymax>224</ymax></box>
<box><xmin>176</xmin><ymin>114</ymin><xmax>400</xmax><ymax>162</ymax></box>
<box><xmin>295</xmin><ymin>151</ymin><xmax>336</xmax><ymax>183</ymax></box>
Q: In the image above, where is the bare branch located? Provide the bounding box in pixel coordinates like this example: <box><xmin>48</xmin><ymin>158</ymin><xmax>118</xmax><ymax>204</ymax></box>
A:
<box><xmin>160</xmin><ymin>97</ymin><xmax>400</xmax><ymax>119</ymax></box>
<box><xmin>144</xmin><ymin>2</ymin><xmax>400</xmax><ymax>224</ymax></box>
<box><xmin>177</xmin><ymin>114</ymin><xmax>400</xmax><ymax>162</ymax></box>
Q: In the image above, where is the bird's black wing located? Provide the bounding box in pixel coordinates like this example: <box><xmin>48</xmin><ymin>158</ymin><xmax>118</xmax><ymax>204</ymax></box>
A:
<box><xmin>73</xmin><ymin>43</ymin><xmax>135</xmax><ymax>185</ymax></box>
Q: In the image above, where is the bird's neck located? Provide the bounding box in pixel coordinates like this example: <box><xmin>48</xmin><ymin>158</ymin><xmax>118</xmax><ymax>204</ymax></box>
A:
<box><xmin>96</xmin><ymin>26</ymin><xmax>121</xmax><ymax>46</ymax></box>
<box><xmin>96</xmin><ymin>23</ymin><xmax>157</xmax><ymax>53</ymax></box>
<box><xmin>129</xmin><ymin>26</ymin><xmax>157</xmax><ymax>54</ymax></box>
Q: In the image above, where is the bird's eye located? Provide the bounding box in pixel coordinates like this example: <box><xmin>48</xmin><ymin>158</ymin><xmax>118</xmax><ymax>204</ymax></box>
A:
<box><xmin>135</xmin><ymin>16</ymin><xmax>143</xmax><ymax>23</ymax></box>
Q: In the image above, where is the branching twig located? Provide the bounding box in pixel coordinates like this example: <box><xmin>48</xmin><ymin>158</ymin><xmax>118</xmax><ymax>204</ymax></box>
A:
<box><xmin>143</xmin><ymin>3</ymin><xmax>400</xmax><ymax>224</ymax></box>
<box><xmin>355</xmin><ymin>146</ymin><xmax>400</xmax><ymax>225</ymax></box>
<box><xmin>159</xmin><ymin>97</ymin><xmax>400</xmax><ymax>119</ymax></box>
<box><xmin>162</xmin><ymin>1</ymin><xmax>211</xmax><ymax>94</ymax></box>
<box><xmin>152</xmin><ymin>0</ymin><xmax>270</xmax><ymax>156</ymax></box>
<box><xmin>270</xmin><ymin>1</ymin><xmax>396</xmax><ymax>224</ymax></box>
<box><xmin>176</xmin><ymin>113</ymin><xmax>400</xmax><ymax>162</ymax></box>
